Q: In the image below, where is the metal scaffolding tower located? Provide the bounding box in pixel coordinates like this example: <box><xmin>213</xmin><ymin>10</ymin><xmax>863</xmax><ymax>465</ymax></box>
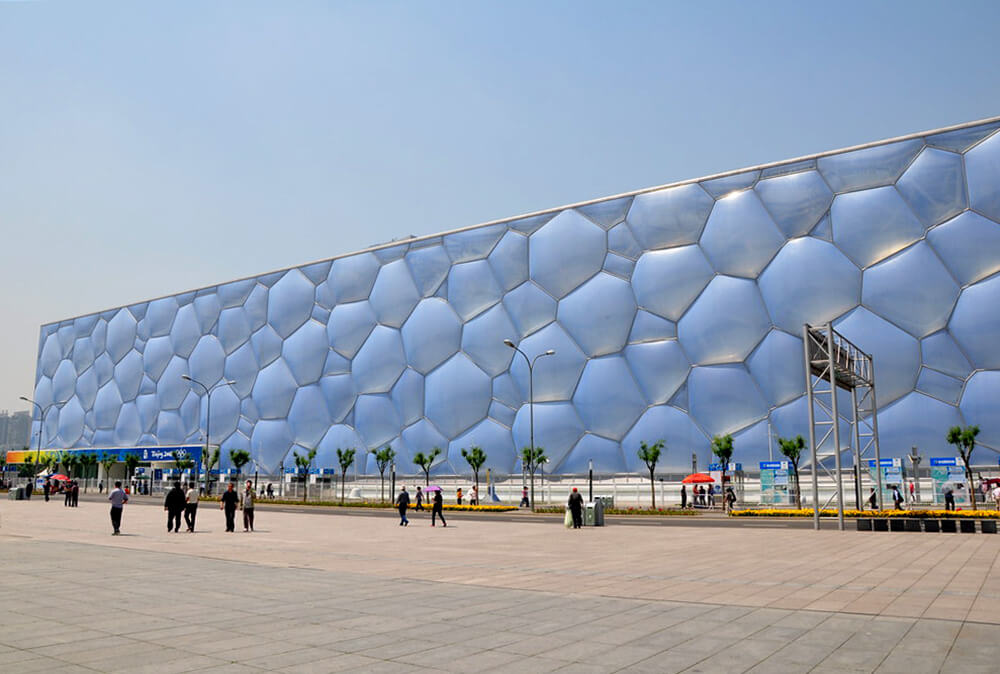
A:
<box><xmin>803</xmin><ymin>323</ymin><xmax>883</xmax><ymax>531</ymax></box>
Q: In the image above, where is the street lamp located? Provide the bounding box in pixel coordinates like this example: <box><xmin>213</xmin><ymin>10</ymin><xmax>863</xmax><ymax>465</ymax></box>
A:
<box><xmin>504</xmin><ymin>339</ymin><xmax>555</xmax><ymax>511</ymax></box>
<box><xmin>588</xmin><ymin>458</ymin><xmax>594</xmax><ymax>502</ymax></box>
<box><xmin>181</xmin><ymin>375</ymin><xmax>236</xmax><ymax>493</ymax></box>
<box><xmin>20</xmin><ymin>396</ymin><xmax>69</xmax><ymax>477</ymax></box>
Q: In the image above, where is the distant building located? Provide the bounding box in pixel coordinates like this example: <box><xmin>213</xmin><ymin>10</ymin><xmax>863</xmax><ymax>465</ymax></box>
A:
<box><xmin>0</xmin><ymin>410</ymin><xmax>31</xmax><ymax>450</ymax></box>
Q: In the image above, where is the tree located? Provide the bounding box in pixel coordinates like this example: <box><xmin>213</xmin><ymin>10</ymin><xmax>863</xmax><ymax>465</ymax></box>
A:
<box><xmin>336</xmin><ymin>448</ymin><xmax>357</xmax><ymax>503</ymax></box>
<box><xmin>711</xmin><ymin>434</ymin><xmax>735</xmax><ymax>511</ymax></box>
<box><xmin>55</xmin><ymin>450</ymin><xmax>70</xmax><ymax>475</ymax></box>
<box><xmin>100</xmin><ymin>453</ymin><xmax>117</xmax><ymax>488</ymax></box>
<box><xmin>947</xmin><ymin>425</ymin><xmax>981</xmax><ymax>509</ymax></box>
<box><xmin>777</xmin><ymin>435</ymin><xmax>806</xmax><ymax>509</ymax></box>
<box><xmin>123</xmin><ymin>454</ymin><xmax>140</xmax><ymax>490</ymax></box>
<box><xmin>229</xmin><ymin>449</ymin><xmax>251</xmax><ymax>485</ymax></box>
<box><xmin>64</xmin><ymin>453</ymin><xmax>81</xmax><ymax>480</ymax></box>
<box><xmin>521</xmin><ymin>445</ymin><xmax>548</xmax><ymax>512</ymax></box>
<box><xmin>171</xmin><ymin>450</ymin><xmax>195</xmax><ymax>482</ymax></box>
<box><xmin>412</xmin><ymin>447</ymin><xmax>441</xmax><ymax>488</ymax></box>
<box><xmin>372</xmin><ymin>446</ymin><xmax>396</xmax><ymax>503</ymax></box>
<box><xmin>637</xmin><ymin>440</ymin><xmax>664</xmax><ymax>509</ymax></box>
<box><xmin>461</xmin><ymin>445</ymin><xmax>488</xmax><ymax>498</ymax></box>
<box><xmin>79</xmin><ymin>454</ymin><xmax>97</xmax><ymax>492</ymax></box>
<box><xmin>292</xmin><ymin>448</ymin><xmax>317</xmax><ymax>502</ymax></box>
<box><xmin>203</xmin><ymin>447</ymin><xmax>220</xmax><ymax>494</ymax></box>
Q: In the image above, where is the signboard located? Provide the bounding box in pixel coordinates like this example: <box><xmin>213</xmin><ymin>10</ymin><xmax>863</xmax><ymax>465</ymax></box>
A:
<box><xmin>867</xmin><ymin>458</ymin><xmax>902</xmax><ymax>505</ymax></box>
<box><xmin>930</xmin><ymin>457</ymin><xmax>971</xmax><ymax>506</ymax></box>
<box><xmin>708</xmin><ymin>463</ymin><xmax>742</xmax><ymax>491</ymax></box>
<box><xmin>3</xmin><ymin>445</ymin><xmax>202</xmax><ymax>464</ymax></box>
<box><xmin>321</xmin><ymin>468</ymin><xmax>336</xmax><ymax>475</ymax></box>
<box><xmin>759</xmin><ymin>461</ymin><xmax>793</xmax><ymax>505</ymax></box>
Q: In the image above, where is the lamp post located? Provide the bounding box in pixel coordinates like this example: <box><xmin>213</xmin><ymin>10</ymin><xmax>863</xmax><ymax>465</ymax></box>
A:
<box><xmin>181</xmin><ymin>376</ymin><xmax>236</xmax><ymax>493</ymax></box>
<box><xmin>909</xmin><ymin>446</ymin><xmax>922</xmax><ymax>504</ymax></box>
<box><xmin>20</xmin><ymin>396</ymin><xmax>69</xmax><ymax>480</ymax></box>
<box><xmin>390</xmin><ymin>461</ymin><xmax>396</xmax><ymax>502</ymax></box>
<box><xmin>504</xmin><ymin>339</ymin><xmax>555</xmax><ymax>512</ymax></box>
<box><xmin>588</xmin><ymin>459</ymin><xmax>594</xmax><ymax>502</ymax></box>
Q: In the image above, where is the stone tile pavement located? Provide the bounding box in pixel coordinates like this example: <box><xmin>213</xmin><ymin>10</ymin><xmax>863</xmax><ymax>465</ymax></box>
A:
<box><xmin>1</xmin><ymin>498</ymin><xmax>998</xmax><ymax>672</ymax></box>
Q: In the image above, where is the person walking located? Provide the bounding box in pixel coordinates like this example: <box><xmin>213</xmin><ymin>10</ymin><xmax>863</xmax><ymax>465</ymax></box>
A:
<box><xmin>64</xmin><ymin>480</ymin><xmax>73</xmax><ymax>507</ymax></box>
<box><xmin>943</xmin><ymin>485</ymin><xmax>956</xmax><ymax>511</ymax></box>
<box><xmin>43</xmin><ymin>478</ymin><xmax>51</xmax><ymax>502</ymax></box>
<box><xmin>71</xmin><ymin>479</ymin><xmax>80</xmax><ymax>507</ymax></box>
<box><xmin>98</xmin><ymin>480</ymin><xmax>104</xmax><ymax>494</ymax></box>
<box><xmin>241</xmin><ymin>480</ymin><xmax>255</xmax><ymax>532</ymax></box>
<box><xmin>908</xmin><ymin>480</ymin><xmax>916</xmax><ymax>504</ymax></box>
<box><xmin>431</xmin><ymin>488</ymin><xmax>446</xmax><ymax>527</ymax></box>
<box><xmin>220</xmin><ymin>482</ymin><xmax>239</xmax><ymax>532</ymax></box>
<box><xmin>707</xmin><ymin>484</ymin><xmax>716</xmax><ymax>508</ymax></box>
<box><xmin>456</xmin><ymin>487</ymin><xmax>463</xmax><ymax>505</ymax></box>
<box><xmin>184</xmin><ymin>482</ymin><xmax>199</xmax><ymax>532</ymax></box>
<box><xmin>396</xmin><ymin>486</ymin><xmax>410</xmax><ymax>526</ymax></box>
<box><xmin>725</xmin><ymin>486</ymin><xmax>737</xmax><ymax>510</ymax></box>
<box><xmin>567</xmin><ymin>487</ymin><xmax>584</xmax><ymax>529</ymax></box>
<box><xmin>164</xmin><ymin>480</ymin><xmax>186</xmax><ymax>532</ymax></box>
<box><xmin>469</xmin><ymin>485</ymin><xmax>478</xmax><ymax>506</ymax></box>
<box><xmin>680</xmin><ymin>484</ymin><xmax>687</xmax><ymax>509</ymax></box>
<box><xmin>868</xmin><ymin>487</ymin><xmax>878</xmax><ymax>510</ymax></box>
<box><xmin>108</xmin><ymin>480</ymin><xmax>128</xmax><ymax>535</ymax></box>
<box><xmin>992</xmin><ymin>483</ymin><xmax>1000</xmax><ymax>510</ymax></box>
<box><xmin>414</xmin><ymin>486</ymin><xmax>424</xmax><ymax>511</ymax></box>
<box><xmin>520</xmin><ymin>486</ymin><xmax>529</xmax><ymax>507</ymax></box>
<box><xmin>892</xmin><ymin>485</ymin><xmax>904</xmax><ymax>510</ymax></box>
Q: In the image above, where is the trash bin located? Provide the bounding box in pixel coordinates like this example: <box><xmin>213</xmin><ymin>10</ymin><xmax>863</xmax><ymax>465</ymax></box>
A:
<box><xmin>14</xmin><ymin>486</ymin><xmax>25</xmax><ymax>500</ymax></box>
<box><xmin>593</xmin><ymin>498</ymin><xmax>605</xmax><ymax>526</ymax></box>
<box><xmin>584</xmin><ymin>502</ymin><xmax>596</xmax><ymax>526</ymax></box>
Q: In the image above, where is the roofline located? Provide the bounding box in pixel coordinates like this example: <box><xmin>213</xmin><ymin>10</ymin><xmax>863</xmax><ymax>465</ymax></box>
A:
<box><xmin>42</xmin><ymin>113</ymin><xmax>1000</xmax><ymax>327</ymax></box>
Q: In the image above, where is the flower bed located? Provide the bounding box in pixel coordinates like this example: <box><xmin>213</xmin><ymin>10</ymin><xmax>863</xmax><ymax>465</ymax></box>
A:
<box><xmin>198</xmin><ymin>497</ymin><xmax>517</xmax><ymax>512</ymax></box>
<box><xmin>730</xmin><ymin>508</ymin><xmax>1000</xmax><ymax>519</ymax></box>
<box><xmin>535</xmin><ymin>506</ymin><xmax>696</xmax><ymax>516</ymax></box>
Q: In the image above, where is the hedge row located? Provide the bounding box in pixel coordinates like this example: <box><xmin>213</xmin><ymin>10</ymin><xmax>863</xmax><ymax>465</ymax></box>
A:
<box><xmin>730</xmin><ymin>508</ymin><xmax>1000</xmax><ymax>519</ymax></box>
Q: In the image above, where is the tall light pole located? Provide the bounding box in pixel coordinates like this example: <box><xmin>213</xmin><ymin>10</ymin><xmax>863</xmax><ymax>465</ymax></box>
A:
<box><xmin>182</xmin><ymin>376</ymin><xmax>236</xmax><ymax>493</ymax></box>
<box><xmin>504</xmin><ymin>339</ymin><xmax>555</xmax><ymax>512</ymax></box>
<box><xmin>588</xmin><ymin>458</ymin><xmax>594</xmax><ymax>502</ymax></box>
<box><xmin>20</xmin><ymin>396</ymin><xmax>69</xmax><ymax>476</ymax></box>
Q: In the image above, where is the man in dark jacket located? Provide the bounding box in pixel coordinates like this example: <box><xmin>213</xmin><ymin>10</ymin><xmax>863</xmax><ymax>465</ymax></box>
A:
<box><xmin>568</xmin><ymin>487</ymin><xmax>584</xmax><ymax>529</ymax></box>
<box><xmin>396</xmin><ymin>486</ymin><xmax>410</xmax><ymax>526</ymax></box>
<box><xmin>164</xmin><ymin>480</ymin><xmax>186</xmax><ymax>532</ymax></box>
<box><xmin>220</xmin><ymin>482</ymin><xmax>239</xmax><ymax>531</ymax></box>
<box><xmin>431</xmin><ymin>489</ymin><xmax>446</xmax><ymax>527</ymax></box>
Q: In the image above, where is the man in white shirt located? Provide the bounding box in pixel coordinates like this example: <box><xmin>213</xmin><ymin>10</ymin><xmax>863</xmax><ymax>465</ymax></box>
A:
<box><xmin>184</xmin><ymin>482</ymin><xmax>200</xmax><ymax>532</ymax></box>
<box><xmin>108</xmin><ymin>481</ymin><xmax>128</xmax><ymax>535</ymax></box>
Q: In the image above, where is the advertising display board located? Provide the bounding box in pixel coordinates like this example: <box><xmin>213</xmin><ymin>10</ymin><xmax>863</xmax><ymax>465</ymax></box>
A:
<box><xmin>867</xmin><ymin>458</ymin><xmax>903</xmax><ymax>504</ymax></box>
<box><xmin>930</xmin><ymin>457</ymin><xmax>971</xmax><ymax>506</ymax></box>
<box><xmin>759</xmin><ymin>461</ymin><xmax>793</xmax><ymax>505</ymax></box>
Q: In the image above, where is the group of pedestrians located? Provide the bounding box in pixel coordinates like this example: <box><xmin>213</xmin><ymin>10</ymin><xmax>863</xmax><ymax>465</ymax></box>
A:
<box><xmin>395</xmin><ymin>485</ymin><xmax>446</xmax><ymax>527</ymax></box>
<box><xmin>104</xmin><ymin>479</ymin><xmax>258</xmax><ymax>535</ymax></box>
<box><xmin>41</xmin><ymin>478</ymin><xmax>80</xmax><ymax>507</ymax></box>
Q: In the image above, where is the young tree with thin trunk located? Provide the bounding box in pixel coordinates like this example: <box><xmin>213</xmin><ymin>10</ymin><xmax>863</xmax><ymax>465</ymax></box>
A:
<box><xmin>229</xmin><ymin>449</ymin><xmax>251</xmax><ymax>485</ymax></box>
<box><xmin>100</xmin><ymin>453</ymin><xmax>116</xmax><ymax>489</ymax></box>
<box><xmin>711</xmin><ymin>434</ymin><xmax>735</xmax><ymax>511</ymax></box>
<box><xmin>777</xmin><ymin>435</ymin><xmax>805</xmax><ymax>508</ymax></box>
<box><xmin>947</xmin><ymin>425</ymin><xmax>981</xmax><ymax>509</ymax></box>
<box><xmin>336</xmin><ymin>448</ymin><xmax>357</xmax><ymax>503</ymax></box>
<box><xmin>203</xmin><ymin>447</ymin><xmax>220</xmax><ymax>494</ymax></box>
<box><xmin>637</xmin><ymin>440</ymin><xmax>664</xmax><ymax>509</ymax></box>
<box><xmin>412</xmin><ymin>447</ymin><xmax>441</xmax><ymax>487</ymax></box>
<box><xmin>123</xmin><ymin>454</ymin><xmax>140</xmax><ymax>491</ymax></box>
<box><xmin>461</xmin><ymin>445</ymin><xmax>487</xmax><ymax>497</ymax></box>
<box><xmin>373</xmin><ymin>445</ymin><xmax>396</xmax><ymax>502</ymax></box>
<box><xmin>520</xmin><ymin>446</ymin><xmax>547</xmax><ymax>512</ymax></box>
<box><xmin>292</xmin><ymin>448</ymin><xmax>317</xmax><ymax>502</ymax></box>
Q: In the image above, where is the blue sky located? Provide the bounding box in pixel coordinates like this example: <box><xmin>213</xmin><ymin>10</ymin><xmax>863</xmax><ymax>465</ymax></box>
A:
<box><xmin>2</xmin><ymin>0</ymin><xmax>999</xmax><ymax>412</ymax></box>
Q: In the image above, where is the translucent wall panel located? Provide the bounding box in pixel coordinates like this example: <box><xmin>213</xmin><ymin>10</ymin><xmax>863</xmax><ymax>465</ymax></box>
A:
<box><xmin>487</xmin><ymin>231</ymin><xmax>528</xmax><ymax>291</ymax></box>
<box><xmin>405</xmin><ymin>244</ymin><xmax>451</xmax><ymax>297</ymax></box>
<box><xmin>572</xmin><ymin>356</ymin><xmax>647</xmax><ymax>440</ymax></box>
<box><xmin>558</xmin><ymin>273</ymin><xmax>636</xmax><ymax>357</ymax></box>
<box><xmin>424</xmin><ymin>354</ymin><xmax>491</xmax><ymax>438</ymax></box>
<box><xmin>926</xmin><ymin>211</ymin><xmax>1000</xmax><ymax>286</ymax></box>
<box><xmin>622</xmin><ymin>405</ymin><xmax>711</xmax><ymax>473</ymax></box>
<box><xmin>624</xmin><ymin>340</ymin><xmax>689</xmax><ymax>405</ymax></box>
<box><xmin>327</xmin><ymin>253</ymin><xmax>380</xmax><ymax>304</ymax></box>
<box><xmin>746</xmin><ymin>330</ymin><xmax>806</xmax><ymax>407</ymax></box>
<box><xmin>700</xmin><ymin>170</ymin><xmax>758</xmax><ymax>198</ymax></box>
<box><xmin>508</xmin><ymin>323</ymin><xmax>586</xmax><ymax>402</ymax></box>
<box><xmin>444</xmin><ymin>224</ymin><xmax>505</xmax><ymax>263</ymax></box>
<box><xmin>920</xmin><ymin>331</ymin><xmax>972</xmax><ymax>379</ymax></box>
<box><xmin>327</xmin><ymin>301</ymin><xmax>377</xmax><ymax>359</ymax></box>
<box><xmin>512</xmin><ymin>402</ymin><xmax>584</xmax><ymax>469</ymax></box>
<box><xmin>529</xmin><ymin>210</ymin><xmax>606</xmax><ymax>298</ymax></box>
<box><xmin>562</xmin><ymin>434</ymin><xmax>625</xmax><ymax>473</ymax></box>
<box><xmin>447</xmin><ymin>419</ymin><xmax>517</xmax><ymax>474</ymax></box>
<box><xmin>401</xmin><ymin>298</ymin><xmax>462</xmax><ymax>374</ymax></box>
<box><xmin>626</xmin><ymin>184</ymin><xmax>714</xmax><ymax>250</ymax></box>
<box><xmin>965</xmin><ymin>129</ymin><xmax>1000</xmax><ymax>222</ymax></box>
<box><xmin>502</xmin><ymin>281</ymin><xmax>557</xmax><ymax>338</ymax></box>
<box><xmin>835</xmin><ymin>307</ymin><xmax>920</xmax><ymax>407</ymax></box>
<box><xmin>961</xmin><ymin>371</ymin><xmax>1000</xmax><ymax>450</ymax></box>
<box><xmin>351</xmin><ymin>325</ymin><xmax>406</xmax><ymax>394</ymax></box>
<box><xmin>448</xmin><ymin>260</ymin><xmax>503</xmax><ymax>320</ymax></box>
<box><xmin>688</xmin><ymin>365</ymin><xmax>767</xmax><ymax>438</ymax></box>
<box><xmin>896</xmin><ymin>148</ymin><xmax>967</xmax><ymax>226</ymax></box>
<box><xmin>755</xmin><ymin>170</ymin><xmax>833</xmax><ymax>238</ymax></box>
<box><xmin>287</xmin><ymin>385</ymin><xmax>333</xmax><ymax>447</ymax></box>
<box><xmin>281</xmin><ymin>321</ymin><xmax>328</xmax><ymax>386</ymax></box>
<box><xmin>370</xmin><ymin>260</ymin><xmax>420</xmax><ymax>328</ymax></box>
<box><xmin>461</xmin><ymin>305</ymin><xmax>517</xmax><ymax>376</ymax></box>
<box><xmin>700</xmin><ymin>190</ymin><xmax>784</xmax><ymax>277</ymax></box>
<box><xmin>632</xmin><ymin>246</ymin><xmax>713</xmax><ymax>321</ymax></box>
<box><xmin>876</xmin><ymin>392</ymin><xmax>963</xmax><ymax>459</ymax></box>
<box><xmin>817</xmin><ymin>139</ymin><xmax>923</xmax><ymax>193</ymax></box>
<box><xmin>679</xmin><ymin>276</ymin><xmax>770</xmax><ymax>365</ymax></box>
<box><xmin>832</xmin><ymin>187</ymin><xmax>925</xmax><ymax>269</ymax></box>
<box><xmin>949</xmin><ymin>275</ymin><xmax>1000</xmax><ymax>370</ymax></box>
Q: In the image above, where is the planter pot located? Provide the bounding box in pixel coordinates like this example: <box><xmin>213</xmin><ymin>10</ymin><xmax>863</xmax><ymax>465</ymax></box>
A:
<box><xmin>982</xmin><ymin>520</ymin><xmax>997</xmax><ymax>534</ymax></box>
<box><xmin>856</xmin><ymin>518</ymin><xmax>872</xmax><ymax>531</ymax></box>
<box><xmin>924</xmin><ymin>519</ymin><xmax>941</xmax><ymax>532</ymax></box>
<box><xmin>941</xmin><ymin>519</ymin><xmax>957</xmax><ymax>533</ymax></box>
<box><xmin>960</xmin><ymin>519</ymin><xmax>976</xmax><ymax>533</ymax></box>
<box><xmin>873</xmin><ymin>519</ymin><xmax>889</xmax><ymax>531</ymax></box>
<box><xmin>904</xmin><ymin>519</ymin><xmax>922</xmax><ymax>532</ymax></box>
<box><xmin>889</xmin><ymin>519</ymin><xmax>905</xmax><ymax>532</ymax></box>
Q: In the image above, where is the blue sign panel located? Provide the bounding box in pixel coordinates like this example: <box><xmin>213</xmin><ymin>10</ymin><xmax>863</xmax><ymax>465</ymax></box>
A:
<box><xmin>930</xmin><ymin>457</ymin><xmax>958</xmax><ymax>466</ymax></box>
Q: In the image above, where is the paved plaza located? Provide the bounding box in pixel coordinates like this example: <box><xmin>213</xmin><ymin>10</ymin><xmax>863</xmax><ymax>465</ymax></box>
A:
<box><xmin>1</xmin><ymin>498</ymin><xmax>999</xmax><ymax>673</ymax></box>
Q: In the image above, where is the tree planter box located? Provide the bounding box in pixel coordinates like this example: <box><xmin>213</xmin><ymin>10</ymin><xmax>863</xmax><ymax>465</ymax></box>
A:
<box><xmin>982</xmin><ymin>520</ymin><xmax>997</xmax><ymax>534</ymax></box>
<box><xmin>856</xmin><ymin>518</ymin><xmax>872</xmax><ymax>531</ymax></box>
<box><xmin>889</xmin><ymin>519</ymin><xmax>905</xmax><ymax>532</ymax></box>
<box><xmin>904</xmin><ymin>519</ymin><xmax>922</xmax><ymax>532</ymax></box>
<box><xmin>924</xmin><ymin>519</ymin><xmax>941</xmax><ymax>532</ymax></box>
<box><xmin>873</xmin><ymin>519</ymin><xmax>889</xmax><ymax>531</ymax></box>
<box><xmin>960</xmin><ymin>519</ymin><xmax>977</xmax><ymax>533</ymax></box>
<box><xmin>941</xmin><ymin>520</ymin><xmax>957</xmax><ymax>533</ymax></box>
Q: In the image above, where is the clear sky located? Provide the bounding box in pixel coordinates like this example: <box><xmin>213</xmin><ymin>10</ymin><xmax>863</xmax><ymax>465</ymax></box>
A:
<box><xmin>2</xmin><ymin>0</ymin><xmax>999</xmax><ymax>413</ymax></box>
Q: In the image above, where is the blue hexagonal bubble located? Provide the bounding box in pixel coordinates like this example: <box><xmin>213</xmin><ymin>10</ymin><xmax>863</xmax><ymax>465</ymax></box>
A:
<box><xmin>949</xmin><ymin>275</ymin><xmax>1000</xmax><ymax>370</ymax></box>
<box><xmin>354</xmin><ymin>394</ymin><xmax>401</xmax><ymax>450</ymax></box>
<box><xmin>390</xmin><ymin>368</ymin><xmax>423</xmax><ymax>426</ymax></box>
<box><xmin>607</xmin><ymin>222</ymin><xmax>641</xmax><ymax>259</ymax></box>
<box><xmin>370</xmin><ymin>259</ymin><xmax>420</xmax><ymax>328</ymax></box>
<box><xmin>251</xmin><ymin>358</ymin><xmax>298</xmax><ymax>419</ymax></box>
<box><xmin>71</xmin><ymin>336</ymin><xmax>96</xmax><ymax>375</ymax></box>
<box><xmin>281</xmin><ymin>320</ymin><xmax>327</xmax><ymax>386</ymax></box>
<box><xmin>94</xmin><ymin>352</ymin><xmax>114</xmax><ymax>388</ymax></box>
<box><xmin>156</xmin><ymin>410</ymin><xmax>186</xmax><ymax>444</ymax></box>
<box><xmin>509</xmin><ymin>323</ymin><xmax>586</xmax><ymax>403</ymax></box>
<box><xmin>106</xmin><ymin>309</ymin><xmax>137</xmax><ymax>364</ymax></box>
<box><xmin>447</xmin><ymin>418</ymin><xmax>517</xmax><ymax>474</ymax></box>
<box><xmin>135</xmin><ymin>393</ymin><xmax>158</xmax><ymax>433</ymax></box>
<box><xmin>513</xmin><ymin>402</ymin><xmax>584</xmax><ymax>469</ymax></box>
<box><xmin>502</xmin><ymin>282</ymin><xmax>556</xmax><ymax>338</ymax></box>
<box><xmin>488</xmin><ymin>231</ymin><xmax>528</xmax><ymax>292</ymax></box>
<box><xmin>632</xmin><ymin>246</ymin><xmax>713</xmax><ymax>321</ymax></box>
<box><xmin>424</xmin><ymin>353</ymin><xmax>491</xmax><ymax>439</ymax></box>
<box><xmin>224</xmin><ymin>342</ymin><xmax>258</xmax><ymax>398</ymax></box>
<box><xmin>862</xmin><ymin>242</ymin><xmax>959</xmax><ymax>338</ymax></box>
<box><xmin>448</xmin><ymin>259</ymin><xmax>503</xmax><ymax>321</ymax></box>
<box><xmin>835</xmin><ymin>307</ymin><xmax>920</xmax><ymax>407</ymax></box>
<box><xmin>755</xmin><ymin>170</ymin><xmax>833</xmax><ymax>238</ymax></box>
<box><xmin>489</xmin><ymin>400</ymin><xmax>516</xmax><ymax>428</ymax></box>
<box><xmin>624</xmin><ymin>340</ymin><xmax>689</xmax><ymax>405</ymax></box>
<box><xmin>529</xmin><ymin>209</ymin><xmax>606</xmax><ymax>299</ymax></box>
<box><xmin>73</xmin><ymin>314</ymin><xmax>99</xmax><ymax>338</ymax></box>
<box><xmin>577</xmin><ymin>195</ymin><xmax>632</xmax><ymax>229</ymax></box>
<box><xmin>178</xmin><ymin>390</ymin><xmax>201</xmax><ymax>441</ymax></box>
<box><xmin>373</xmin><ymin>241</ymin><xmax>409</xmax><ymax>264</ymax></box>
<box><xmin>896</xmin><ymin>147</ymin><xmax>967</xmax><ymax>227</ymax></box>
<box><xmin>323</xmin><ymin>350</ymin><xmax>349</xmax><ymax>376</ymax></box>
<box><xmin>315</xmin><ymin>425</ymin><xmax>367</xmax><ymax>472</ymax></box>
<box><xmin>91</xmin><ymin>319</ymin><xmax>107</xmax><ymax>354</ymax></box>
<box><xmin>444</xmin><ymin>223</ymin><xmax>505</xmax><ymax>263</ymax></box>
<box><xmin>244</xmin><ymin>284</ymin><xmax>268</xmax><ymax>330</ymax></box>
<box><xmin>287</xmin><ymin>385</ymin><xmax>333</xmax><ymax>448</ymax></box>
<box><xmin>767</xmin><ymin>396</ymin><xmax>851</xmax><ymax>461</ymax></box>
<box><xmin>462</xmin><ymin>304</ymin><xmax>516</xmax><ymax>377</ymax></box>
<box><xmin>560</xmin><ymin>434</ymin><xmax>624</xmax><ymax>473</ymax></box>
<box><xmin>817</xmin><ymin>138</ymin><xmax>923</xmax><ymax>193</ymax></box>
<box><xmin>250</xmin><ymin>420</ymin><xmax>295</xmax><ymax>474</ymax></box>
<box><xmin>961</xmin><ymin>371</ymin><xmax>1000</xmax><ymax>450</ymax></box>
<box><xmin>192</xmin><ymin>292</ymin><xmax>221</xmax><ymax>333</ymax></box>
<box><xmin>207</xmin><ymin>385</ymin><xmax>239</xmax><ymax>444</ymax></box>
<box><xmin>927</xmin><ymin>211</ymin><xmax>1000</xmax><ymax>287</ymax></box>
<box><xmin>352</xmin><ymin>325</ymin><xmax>406</xmax><ymax>394</ymax></box>
<box><xmin>966</xmin><ymin>128</ymin><xmax>1000</xmax><ymax>223</ymax></box>
<box><xmin>688</xmin><ymin>364</ymin><xmax>768</xmax><ymax>438</ymax></box>
<box><xmin>626</xmin><ymin>183</ymin><xmax>714</xmax><ymax>250</ymax></box>
<box><xmin>729</xmin><ymin>419</ymin><xmax>771</xmax><ymax>466</ymax></box>
<box><xmin>393</xmin><ymin>419</ymin><xmax>444</xmax><ymax>472</ymax></box>
<box><xmin>572</xmin><ymin>356</ymin><xmax>647</xmax><ymax>441</ymax></box>
<box><xmin>405</xmin><ymin>244</ymin><xmax>451</xmax><ymax>297</ymax></box>
<box><xmin>319</xmin><ymin>373</ymin><xmax>356</xmax><ymax>423</ymax></box>
<box><xmin>759</xmin><ymin>237</ymin><xmax>860</xmax><ymax>334</ymax></box>
<box><xmin>143</xmin><ymin>297</ymin><xmax>178</xmax><ymax>339</ymax></box>
<box><xmin>266</xmin><ymin>269</ymin><xmax>315</xmax><ymax>339</ymax></box>
<box><xmin>915</xmin><ymin>368</ymin><xmax>963</xmax><ymax>405</ymax></box>
<box><xmin>169</xmin><ymin>304</ymin><xmax>201</xmax><ymax>359</ymax></box>
<box><xmin>622</xmin><ymin>405</ymin><xmax>710</xmax><ymax>473</ymax></box>
<box><xmin>701</xmin><ymin>171</ymin><xmax>759</xmax><ymax>199</ymax></box>
<box><xmin>56</xmin><ymin>397</ymin><xmax>85</xmax><ymax>447</ymax></box>
<box><xmin>38</xmin><ymin>333</ymin><xmax>62</xmax><ymax>378</ymax></box>
<box><xmin>921</xmin><ymin>331</ymin><xmax>972</xmax><ymax>379</ymax></box>
<box><xmin>327</xmin><ymin>252</ymin><xmax>380</xmax><ymax>304</ymax></box>
<box><xmin>75</xmin><ymin>367</ymin><xmax>98</xmax><ymax>409</ymax></box>
<box><xmin>678</xmin><ymin>276</ymin><xmax>770</xmax><ymax>365</ymax></box>
<box><xmin>877</xmin><ymin>392</ymin><xmax>964</xmax><ymax>460</ymax></box>
<box><xmin>52</xmin><ymin>359</ymin><xmax>77</xmax><ymax>403</ymax></box>
<box><xmin>327</xmin><ymin>300</ymin><xmax>377</xmax><ymax>359</ymax></box>
<box><xmin>216</xmin><ymin>278</ymin><xmax>256</xmax><ymax>309</ymax></box>
<box><xmin>629</xmin><ymin>310</ymin><xmax>676</xmax><ymax>343</ymax></box>
<box><xmin>93</xmin><ymin>382</ymin><xmax>123</xmax><ymax>429</ymax></box>
<box><xmin>746</xmin><ymin>330</ymin><xmax>805</xmax><ymax>408</ymax></box>
<box><xmin>700</xmin><ymin>190</ymin><xmax>784</xmax><ymax>278</ymax></box>
<box><xmin>187</xmin><ymin>335</ymin><xmax>225</xmax><ymax>389</ymax></box>
<box><xmin>113</xmin><ymin>350</ymin><xmax>143</xmax><ymax>402</ymax></box>
<box><xmin>603</xmin><ymin>252</ymin><xmax>634</xmax><ymax>280</ymax></box>
<box><xmin>927</xmin><ymin>122</ymin><xmax>1000</xmax><ymax>153</ymax></box>
<box><xmin>217</xmin><ymin>307</ymin><xmax>253</xmax><ymax>355</ymax></box>
<box><xmin>558</xmin><ymin>273</ymin><xmax>636</xmax><ymax>357</ymax></box>
<box><xmin>831</xmin><ymin>186</ymin><xmax>925</xmax><ymax>269</ymax></box>
<box><xmin>250</xmin><ymin>325</ymin><xmax>282</xmax><ymax>368</ymax></box>
<box><xmin>492</xmin><ymin>373</ymin><xmax>522</xmax><ymax>409</ymax></box>
<box><xmin>157</xmin><ymin>356</ymin><xmax>190</xmax><ymax>410</ymax></box>
<box><xmin>401</xmin><ymin>298</ymin><xmax>462</xmax><ymax>374</ymax></box>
